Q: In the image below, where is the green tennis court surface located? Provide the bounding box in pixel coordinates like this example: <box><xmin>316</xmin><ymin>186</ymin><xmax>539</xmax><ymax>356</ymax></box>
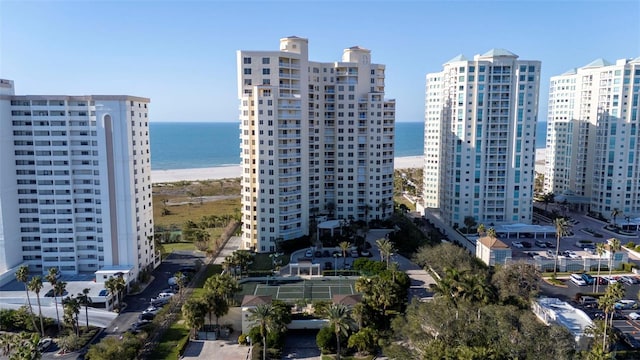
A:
<box><xmin>239</xmin><ymin>278</ymin><xmax>357</xmax><ymax>302</ymax></box>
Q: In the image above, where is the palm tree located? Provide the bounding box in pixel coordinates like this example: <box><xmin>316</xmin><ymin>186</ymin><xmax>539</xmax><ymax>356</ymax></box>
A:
<box><xmin>15</xmin><ymin>265</ymin><xmax>38</xmax><ymax>332</ymax></box>
<box><xmin>182</xmin><ymin>298</ymin><xmax>207</xmax><ymax>339</ymax></box>
<box><xmin>486</xmin><ymin>228</ymin><xmax>497</xmax><ymax>239</ymax></box>
<box><xmin>204</xmin><ymin>273</ymin><xmax>240</xmax><ymax>305</ymax></box>
<box><xmin>608</xmin><ymin>238</ymin><xmax>622</xmax><ymax>278</ymax></box>
<box><xmin>594</xmin><ymin>242</ymin><xmax>606</xmax><ymax>293</ymax></box>
<box><xmin>553</xmin><ymin>218</ymin><xmax>571</xmax><ymax>277</ymax></box>
<box><xmin>611</xmin><ymin>208</ymin><xmax>621</xmax><ymax>228</ymax></box>
<box><xmin>598</xmin><ymin>282</ymin><xmax>624</xmax><ymax>351</ymax></box>
<box><xmin>476</xmin><ymin>224</ymin><xmax>486</xmax><ymax>237</ymax></box>
<box><xmin>203</xmin><ymin>290</ymin><xmax>229</xmax><ymax>336</ymax></box>
<box><xmin>46</xmin><ymin>267</ymin><xmax>62</xmax><ymax>332</ymax></box>
<box><xmin>248</xmin><ymin>303</ymin><xmax>274</xmax><ymax>360</ymax></box>
<box><xmin>379</xmin><ymin>198</ymin><xmax>389</xmax><ymax>219</ymax></box>
<box><xmin>339</xmin><ymin>241</ymin><xmax>351</xmax><ymax>267</ymax></box>
<box><xmin>541</xmin><ymin>192</ymin><xmax>554</xmax><ymax>212</ymax></box>
<box><xmin>375</xmin><ymin>238</ymin><xmax>396</xmax><ymax>269</ymax></box>
<box><xmin>28</xmin><ymin>276</ymin><xmax>45</xmax><ymax>336</ymax></box>
<box><xmin>324</xmin><ymin>304</ymin><xmax>355</xmax><ymax>360</ymax></box>
<box><xmin>77</xmin><ymin>288</ymin><xmax>92</xmax><ymax>329</ymax></box>
<box><xmin>63</xmin><ymin>296</ymin><xmax>81</xmax><ymax>336</ymax></box>
<box><xmin>104</xmin><ymin>277</ymin><xmax>124</xmax><ymax>311</ymax></box>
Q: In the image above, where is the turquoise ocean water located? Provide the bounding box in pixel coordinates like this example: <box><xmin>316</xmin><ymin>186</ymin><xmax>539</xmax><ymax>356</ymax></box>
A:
<box><xmin>150</xmin><ymin>121</ymin><xmax>547</xmax><ymax>170</ymax></box>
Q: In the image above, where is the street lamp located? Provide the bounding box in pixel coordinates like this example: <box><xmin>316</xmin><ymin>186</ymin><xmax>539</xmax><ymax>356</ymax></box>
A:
<box><xmin>333</xmin><ymin>253</ymin><xmax>340</xmax><ymax>276</ymax></box>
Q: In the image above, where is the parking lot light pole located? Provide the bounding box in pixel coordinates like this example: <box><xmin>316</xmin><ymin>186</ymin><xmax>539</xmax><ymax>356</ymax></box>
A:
<box><xmin>333</xmin><ymin>253</ymin><xmax>340</xmax><ymax>276</ymax></box>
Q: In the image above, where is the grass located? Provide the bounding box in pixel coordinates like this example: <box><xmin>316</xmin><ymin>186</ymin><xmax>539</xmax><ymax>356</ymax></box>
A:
<box><xmin>149</xmin><ymin>320</ymin><xmax>190</xmax><ymax>360</ymax></box>
<box><xmin>163</xmin><ymin>242</ymin><xmax>197</xmax><ymax>253</ymax></box>
<box><xmin>153</xmin><ymin>198</ymin><xmax>240</xmax><ymax>230</ymax></box>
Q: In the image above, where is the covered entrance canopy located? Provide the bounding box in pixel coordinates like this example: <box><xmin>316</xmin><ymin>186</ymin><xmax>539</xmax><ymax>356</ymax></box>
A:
<box><xmin>317</xmin><ymin>220</ymin><xmax>343</xmax><ymax>239</ymax></box>
<box><xmin>494</xmin><ymin>223</ymin><xmax>556</xmax><ymax>239</ymax></box>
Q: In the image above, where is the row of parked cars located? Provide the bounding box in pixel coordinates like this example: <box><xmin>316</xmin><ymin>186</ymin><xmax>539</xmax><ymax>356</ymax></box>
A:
<box><xmin>304</xmin><ymin>248</ymin><xmax>372</xmax><ymax>259</ymax></box>
<box><xmin>570</xmin><ymin>273</ymin><xmax>640</xmax><ymax>286</ymax></box>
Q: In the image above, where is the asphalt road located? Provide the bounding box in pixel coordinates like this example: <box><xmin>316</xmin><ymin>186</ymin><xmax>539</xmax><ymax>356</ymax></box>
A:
<box><xmin>106</xmin><ymin>250</ymin><xmax>206</xmax><ymax>336</ymax></box>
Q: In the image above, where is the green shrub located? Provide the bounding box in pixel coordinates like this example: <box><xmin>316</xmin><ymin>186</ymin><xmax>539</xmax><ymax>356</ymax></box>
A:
<box><xmin>238</xmin><ymin>333</ymin><xmax>248</xmax><ymax>345</ymax></box>
<box><xmin>635</xmin><ymin>245</ymin><xmax>640</xmax><ymax>252</ymax></box>
<box><xmin>622</xmin><ymin>262</ymin><xmax>636</xmax><ymax>272</ymax></box>
<box><xmin>627</xmin><ymin>241</ymin><xmax>636</xmax><ymax>248</ymax></box>
<box><xmin>316</xmin><ymin>325</ymin><xmax>336</xmax><ymax>353</ymax></box>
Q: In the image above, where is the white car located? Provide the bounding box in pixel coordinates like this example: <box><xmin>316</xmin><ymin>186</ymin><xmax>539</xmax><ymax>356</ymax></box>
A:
<box><xmin>621</xmin><ymin>276</ymin><xmax>639</xmax><ymax>285</ymax></box>
<box><xmin>615</xmin><ymin>300</ymin><xmax>638</xmax><ymax>310</ymax></box>
<box><xmin>629</xmin><ymin>312</ymin><xmax>640</xmax><ymax>320</ymax></box>
<box><xmin>305</xmin><ymin>249</ymin><xmax>313</xmax><ymax>258</ymax></box>
<box><xmin>602</xmin><ymin>276</ymin><xmax>618</xmax><ymax>284</ymax></box>
<box><xmin>511</xmin><ymin>241</ymin><xmax>524</xmax><ymax>249</ymax></box>
<box><xmin>38</xmin><ymin>338</ymin><xmax>52</xmax><ymax>352</ymax></box>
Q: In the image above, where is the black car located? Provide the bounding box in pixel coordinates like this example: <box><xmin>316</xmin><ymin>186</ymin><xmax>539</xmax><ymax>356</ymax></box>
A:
<box><xmin>139</xmin><ymin>312</ymin><xmax>155</xmax><ymax>321</ymax></box>
<box><xmin>521</xmin><ymin>241</ymin><xmax>532</xmax><ymax>248</ymax></box>
<box><xmin>314</xmin><ymin>250</ymin><xmax>322</xmax><ymax>258</ymax></box>
<box><xmin>544</xmin><ymin>241</ymin><xmax>555</xmax><ymax>248</ymax></box>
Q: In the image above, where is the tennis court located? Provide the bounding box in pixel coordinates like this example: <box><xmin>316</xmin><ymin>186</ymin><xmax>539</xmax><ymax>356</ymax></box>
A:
<box><xmin>240</xmin><ymin>278</ymin><xmax>357</xmax><ymax>302</ymax></box>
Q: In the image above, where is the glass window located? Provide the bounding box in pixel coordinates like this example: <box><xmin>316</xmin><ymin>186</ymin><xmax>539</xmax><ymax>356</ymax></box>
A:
<box><xmin>262</xmin><ymin>57</ymin><xmax>270</xmax><ymax>64</ymax></box>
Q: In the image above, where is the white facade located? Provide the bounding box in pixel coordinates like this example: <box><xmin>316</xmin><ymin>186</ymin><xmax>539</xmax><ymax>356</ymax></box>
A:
<box><xmin>545</xmin><ymin>57</ymin><xmax>640</xmax><ymax>217</ymax></box>
<box><xmin>237</xmin><ymin>37</ymin><xmax>395</xmax><ymax>252</ymax></box>
<box><xmin>0</xmin><ymin>79</ymin><xmax>156</xmax><ymax>281</ymax></box>
<box><xmin>423</xmin><ymin>49</ymin><xmax>541</xmax><ymax>227</ymax></box>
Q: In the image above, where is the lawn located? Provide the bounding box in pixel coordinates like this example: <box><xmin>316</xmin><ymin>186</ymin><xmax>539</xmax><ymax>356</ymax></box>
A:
<box><xmin>153</xmin><ymin>198</ymin><xmax>240</xmax><ymax>230</ymax></box>
<box><xmin>149</xmin><ymin>320</ymin><xmax>190</xmax><ymax>360</ymax></box>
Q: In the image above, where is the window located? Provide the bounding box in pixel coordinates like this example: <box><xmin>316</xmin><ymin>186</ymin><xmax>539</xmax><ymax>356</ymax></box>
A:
<box><xmin>243</xmin><ymin>57</ymin><xmax>251</xmax><ymax>64</ymax></box>
<box><xmin>262</xmin><ymin>68</ymin><xmax>270</xmax><ymax>75</ymax></box>
<box><xmin>244</xmin><ymin>68</ymin><xmax>251</xmax><ymax>75</ymax></box>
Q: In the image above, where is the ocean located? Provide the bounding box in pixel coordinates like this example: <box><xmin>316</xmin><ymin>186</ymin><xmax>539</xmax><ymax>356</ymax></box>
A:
<box><xmin>150</xmin><ymin>121</ymin><xmax>547</xmax><ymax>170</ymax></box>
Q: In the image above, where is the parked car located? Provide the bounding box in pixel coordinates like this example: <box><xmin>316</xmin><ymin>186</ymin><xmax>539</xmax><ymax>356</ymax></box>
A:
<box><xmin>511</xmin><ymin>241</ymin><xmax>524</xmax><ymax>249</ymax></box>
<box><xmin>521</xmin><ymin>241</ymin><xmax>532</xmax><ymax>248</ymax></box>
<box><xmin>570</xmin><ymin>273</ymin><xmax>587</xmax><ymax>286</ymax></box>
<box><xmin>151</xmin><ymin>296</ymin><xmax>171</xmax><ymax>307</ymax></box>
<box><xmin>544</xmin><ymin>241</ymin><xmax>555</xmax><ymax>249</ymax></box>
<box><xmin>305</xmin><ymin>249</ymin><xmax>313</xmax><ymax>258</ymax></box>
<box><xmin>142</xmin><ymin>306</ymin><xmax>160</xmax><ymax>315</ymax></box>
<box><xmin>602</xmin><ymin>276</ymin><xmax>618</xmax><ymax>284</ymax></box>
<box><xmin>360</xmin><ymin>249</ymin><xmax>371</xmax><ymax>257</ymax></box>
<box><xmin>628</xmin><ymin>312</ymin><xmax>640</xmax><ymax>320</ymax></box>
<box><xmin>581</xmin><ymin>273</ymin><xmax>596</xmax><ymax>285</ymax></box>
<box><xmin>535</xmin><ymin>240</ymin><xmax>547</xmax><ymax>248</ymax></box>
<box><xmin>580</xmin><ymin>296</ymin><xmax>598</xmax><ymax>307</ymax></box>
<box><xmin>322</xmin><ymin>250</ymin><xmax>331</xmax><ymax>257</ymax></box>
<box><xmin>139</xmin><ymin>312</ymin><xmax>155</xmax><ymax>321</ymax></box>
<box><xmin>615</xmin><ymin>299</ymin><xmax>638</xmax><ymax>310</ymax></box>
<box><xmin>350</xmin><ymin>249</ymin><xmax>359</xmax><ymax>258</ymax></box>
<box><xmin>314</xmin><ymin>250</ymin><xmax>322</xmax><ymax>258</ymax></box>
<box><xmin>620</xmin><ymin>276</ymin><xmax>639</xmax><ymax>285</ymax></box>
<box><xmin>38</xmin><ymin>338</ymin><xmax>52</xmax><ymax>352</ymax></box>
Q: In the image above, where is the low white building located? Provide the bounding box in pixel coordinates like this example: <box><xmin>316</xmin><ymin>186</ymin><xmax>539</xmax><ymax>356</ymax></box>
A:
<box><xmin>532</xmin><ymin>297</ymin><xmax>593</xmax><ymax>350</ymax></box>
<box><xmin>475</xmin><ymin>236</ymin><xmax>512</xmax><ymax>266</ymax></box>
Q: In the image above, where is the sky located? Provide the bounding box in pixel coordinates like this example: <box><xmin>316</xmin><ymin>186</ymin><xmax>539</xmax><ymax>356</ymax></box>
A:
<box><xmin>1</xmin><ymin>0</ymin><xmax>639</xmax><ymax>123</ymax></box>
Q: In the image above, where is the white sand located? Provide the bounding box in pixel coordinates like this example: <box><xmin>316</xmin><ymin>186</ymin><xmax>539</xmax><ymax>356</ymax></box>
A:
<box><xmin>151</xmin><ymin>156</ymin><xmax>425</xmax><ymax>183</ymax></box>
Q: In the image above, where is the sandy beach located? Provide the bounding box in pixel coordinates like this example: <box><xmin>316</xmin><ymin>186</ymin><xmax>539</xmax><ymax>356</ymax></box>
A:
<box><xmin>151</xmin><ymin>155</ymin><xmax>424</xmax><ymax>183</ymax></box>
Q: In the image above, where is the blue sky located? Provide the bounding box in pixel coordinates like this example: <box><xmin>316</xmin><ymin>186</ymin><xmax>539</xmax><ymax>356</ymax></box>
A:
<box><xmin>1</xmin><ymin>0</ymin><xmax>638</xmax><ymax>122</ymax></box>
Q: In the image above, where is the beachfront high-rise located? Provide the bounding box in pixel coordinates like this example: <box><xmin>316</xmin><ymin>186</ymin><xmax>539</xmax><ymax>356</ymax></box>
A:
<box><xmin>545</xmin><ymin>57</ymin><xmax>640</xmax><ymax>216</ymax></box>
<box><xmin>423</xmin><ymin>50</ymin><xmax>541</xmax><ymax>227</ymax></box>
<box><xmin>237</xmin><ymin>36</ymin><xmax>395</xmax><ymax>252</ymax></box>
<box><xmin>0</xmin><ymin>79</ymin><xmax>157</xmax><ymax>283</ymax></box>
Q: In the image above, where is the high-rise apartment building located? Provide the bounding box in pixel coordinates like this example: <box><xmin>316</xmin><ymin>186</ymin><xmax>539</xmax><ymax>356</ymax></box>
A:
<box><xmin>423</xmin><ymin>49</ymin><xmax>541</xmax><ymax>227</ymax></box>
<box><xmin>545</xmin><ymin>57</ymin><xmax>640</xmax><ymax>216</ymax></box>
<box><xmin>237</xmin><ymin>37</ymin><xmax>395</xmax><ymax>252</ymax></box>
<box><xmin>0</xmin><ymin>79</ymin><xmax>156</xmax><ymax>282</ymax></box>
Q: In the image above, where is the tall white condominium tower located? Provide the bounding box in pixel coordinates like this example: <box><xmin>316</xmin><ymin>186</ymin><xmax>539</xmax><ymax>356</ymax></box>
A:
<box><xmin>0</xmin><ymin>79</ymin><xmax>156</xmax><ymax>281</ymax></box>
<box><xmin>423</xmin><ymin>50</ymin><xmax>541</xmax><ymax>227</ymax></box>
<box><xmin>237</xmin><ymin>36</ymin><xmax>395</xmax><ymax>252</ymax></box>
<box><xmin>545</xmin><ymin>57</ymin><xmax>640</xmax><ymax>216</ymax></box>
